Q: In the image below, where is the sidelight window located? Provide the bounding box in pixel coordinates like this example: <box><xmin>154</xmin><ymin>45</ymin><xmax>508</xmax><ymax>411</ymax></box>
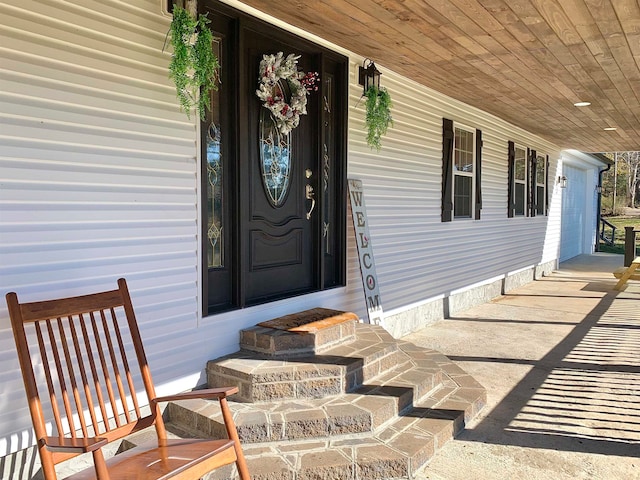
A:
<box><xmin>206</xmin><ymin>38</ymin><xmax>224</xmax><ymax>269</ymax></box>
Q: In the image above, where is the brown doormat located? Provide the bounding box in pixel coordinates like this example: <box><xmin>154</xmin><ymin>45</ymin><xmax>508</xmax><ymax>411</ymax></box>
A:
<box><xmin>258</xmin><ymin>308</ymin><xmax>359</xmax><ymax>333</ymax></box>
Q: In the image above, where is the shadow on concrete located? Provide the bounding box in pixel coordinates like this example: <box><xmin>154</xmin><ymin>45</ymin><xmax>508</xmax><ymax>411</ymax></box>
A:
<box><xmin>445</xmin><ymin>287</ymin><xmax>640</xmax><ymax>458</ymax></box>
<box><xmin>0</xmin><ymin>445</ymin><xmax>41</xmax><ymax>480</ymax></box>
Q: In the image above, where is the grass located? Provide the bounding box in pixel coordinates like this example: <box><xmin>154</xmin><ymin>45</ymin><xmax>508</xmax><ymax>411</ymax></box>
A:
<box><xmin>599</xmin><ymin>216</ymin><xmax>640</xmax><ymax>255</ymax></box>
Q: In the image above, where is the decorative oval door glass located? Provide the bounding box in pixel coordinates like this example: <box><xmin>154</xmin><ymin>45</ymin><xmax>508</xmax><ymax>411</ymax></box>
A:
<box><xmin>259</xmin><ymin>81</ymin><xmax>292</xmax><ymax>207</ymax></box>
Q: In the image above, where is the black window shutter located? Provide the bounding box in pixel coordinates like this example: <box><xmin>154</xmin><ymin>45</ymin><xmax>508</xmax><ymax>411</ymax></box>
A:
<box><xmin>507</xmin><ymin>141</ymin><xmax>515</xmax><ymax>218</ymax></box>
<box><xmin>526</xmin><ymin>148</ymin><xmax>531</xmax><ymax>217</ymax></box>
<box><xmin>475</xmin><ymin>129</ymin><xmax>482</xmax><ymax>220</ymax></box>
<box><xmin>545</xmin><ymin>155</ymin><xmax>550</xmax><ymax>216</ymax></box>
<box><xmin>441</xmin><ymin>118</ymin><xmax>454</xmax><ymax>222</ymax></box>
<box><xmin>529</xmin><ymin>149</ymin><xmax>537</xmax><ymax>217</ymax></box>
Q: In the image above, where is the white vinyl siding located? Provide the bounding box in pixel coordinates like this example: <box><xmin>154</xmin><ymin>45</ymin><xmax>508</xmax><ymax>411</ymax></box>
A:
<box><xmin>0</xmin><ymin>0</ymin><xmax>201</xmax><ymax>457</ymax></box>
<box><xmin>346</xmin><ymin>68</ymin><xmax>561</xmax><ymax>316</ymax></box>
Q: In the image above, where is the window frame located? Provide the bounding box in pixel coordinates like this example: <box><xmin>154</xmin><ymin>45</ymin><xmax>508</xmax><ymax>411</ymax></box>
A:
<box><xmin>441</xmin><ymin>118</ymin><xmax>482</xmax><ymax>222</ymax></box>
<box><xmin>508</xmin><ymin>143</ymin><xmax>550</xmax><ymax>219</ymax></box>
<box><xmin>452</xmin><ymin>123</ymin><xmax>476</xmax><ymax>220</ymax></box>
<box><xmin>535</xmin><ymin>153</ymin><xmax>548</xmax><ymax>216</ymax></box>
<box><xmin>513</xmin><ymin>144</ymin><xmax>527</xmax><ymax>217</ymax></box>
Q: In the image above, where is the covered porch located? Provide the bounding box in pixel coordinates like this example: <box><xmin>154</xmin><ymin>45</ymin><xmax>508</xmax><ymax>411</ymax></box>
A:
<box><xmin>214</xmin><ymin>253</ymin><xmax>640</xmax><ymax>480</ymax></box>
<box><xmin>1</xmin><ymin>1</ymin><xmax>639</xmax><ymax>478</ymax></box>
<box><xmin>407</xmin><ymin>252</ymin><xmax>639</xmax><ymax>479</ymax></box>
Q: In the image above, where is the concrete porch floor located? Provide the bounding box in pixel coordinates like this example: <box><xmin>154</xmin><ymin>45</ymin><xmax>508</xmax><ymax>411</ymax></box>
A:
<box><xmin>406</xmin><ymin>253</ymin><xmax>639</xmax><ymax>480</ymax></box>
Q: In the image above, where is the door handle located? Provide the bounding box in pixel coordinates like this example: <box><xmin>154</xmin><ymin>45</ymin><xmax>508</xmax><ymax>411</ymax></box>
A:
<box><xmin>305</xmin><ymin>184</ymin><xmax>315</xmax><ymax>220</ymax></box>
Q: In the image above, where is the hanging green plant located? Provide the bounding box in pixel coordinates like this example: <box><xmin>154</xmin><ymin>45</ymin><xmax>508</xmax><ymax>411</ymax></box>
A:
<box><xmin>365</xmin><ymin>85</ymin><xmax>393</xmax><ymax>151</ymax></box>
<box><xmin>167</xmin><ymin>5</ymin><xmax>219</xmax><ymax>120</ymax></box>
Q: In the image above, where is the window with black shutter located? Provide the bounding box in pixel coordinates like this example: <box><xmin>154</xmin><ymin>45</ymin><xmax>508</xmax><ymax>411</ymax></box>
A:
<box><xmin>508</xmin><ymin>142</ymin><xmax>528</xmax><ymax>217</ymax></box>
<box><xmin>475</xmin><ymin>129</ymin><xmax>483</xmax><ymax>220</ymax></box>
<box><xmin>441</xmin><ymin>119</ymin><xmax>454</xmax><ymax>222</ymax></box>
<box><xmin>544</xmin><ymin>155</ymin><xmax>550</xmax><ymax>215</ymax></box>
<box><xmin>442</xmin><ymin>118</ymin><xmax>482</xmax><ymax>221</ymax></box>
<box><xmin>508</xmin><ymin>141</ymin><xmax>515</xmax><ymax>218</ymax></box>
<box><xmin>529</xmin><ymin>149</ymin><xmax>537</xmax><ymax>217</ymax></box>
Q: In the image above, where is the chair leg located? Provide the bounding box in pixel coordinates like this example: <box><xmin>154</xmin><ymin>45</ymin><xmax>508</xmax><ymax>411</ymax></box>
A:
<box><xmin>219</xmin><ymin>397</ymin><xmax>251</xmax><ymax>480</ymax></box>
<box><xmin>92</xmin><ymin>449</ymin><xmax>110</xmax><ymax>480</ymax></box>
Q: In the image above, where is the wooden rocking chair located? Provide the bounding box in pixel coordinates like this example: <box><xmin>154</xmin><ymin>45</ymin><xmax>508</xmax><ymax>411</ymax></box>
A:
<box><xmin>6</xmin><ymin>278</ymin><xmax>250</xmax><ymax>480</ymax></box>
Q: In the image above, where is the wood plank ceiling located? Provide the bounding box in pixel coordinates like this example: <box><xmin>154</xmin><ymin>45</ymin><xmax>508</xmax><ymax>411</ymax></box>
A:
<box><xmin>239</xmin><ymin>0</ymin><xmax>640</xmax><ymax>153</ymax></box>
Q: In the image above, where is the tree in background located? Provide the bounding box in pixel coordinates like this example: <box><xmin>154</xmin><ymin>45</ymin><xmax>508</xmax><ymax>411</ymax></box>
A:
<box><xmin>602</xmin><ymin>151</ymin><xmax>640</xmax><ymax>215</ymax></box>
<box><xmin>625</xmin><ymin>151</ymin><xmax>640</xmax><ymax>209</ymax></box>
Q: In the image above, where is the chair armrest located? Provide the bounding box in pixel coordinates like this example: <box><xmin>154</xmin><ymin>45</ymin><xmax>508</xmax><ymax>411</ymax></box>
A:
<box><xmin>154</xmin><ymin>386</ymin><xmax>239</xmax><ymax>404</ymax></box>
<box><xmin>43</xmin><ymin>436</ymin><xmax>108</xmax><ymax>453</ymax></box>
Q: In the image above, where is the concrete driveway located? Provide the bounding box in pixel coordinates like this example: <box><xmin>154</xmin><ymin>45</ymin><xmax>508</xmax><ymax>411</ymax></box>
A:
<box><xmin>404</xmin><ymin>253</ymin><xmax>639</xmax><ymax>480</ymax></box>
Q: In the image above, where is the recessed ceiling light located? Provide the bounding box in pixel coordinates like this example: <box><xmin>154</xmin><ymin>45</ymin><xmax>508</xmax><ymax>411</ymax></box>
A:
<box><xmin>574</xmin><ymin>101</ymin><xmax>591</xmax><ymax>107</ymax></box>
<box><xmin>604</xmin><ymin>127</ymin><xmax>617</xmax><ymax>131</ymax></box>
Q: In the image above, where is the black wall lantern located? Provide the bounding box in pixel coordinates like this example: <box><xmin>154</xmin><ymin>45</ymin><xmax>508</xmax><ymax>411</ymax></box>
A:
<box><xmin>557</xmin><ymin>175</ymin><xmax>568</xmax><ymax>189</ymax></box>
<box><xmin>358</xmin><ymin>59</ymin><xmax>381</xmax><ymax>95</ymax></box>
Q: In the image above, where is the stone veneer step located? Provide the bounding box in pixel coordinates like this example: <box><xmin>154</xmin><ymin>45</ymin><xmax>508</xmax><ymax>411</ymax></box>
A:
<box><xmin>241</xmin><ymin>310</ymin><xmax>358</xmax><ymax>357</ymax></box>
<box><xmin>155</xmin><ymin>322</ymin><xmax>486</xmax><ymax>480</ymax></box>
<box><xmin>162</xmin><ymin>351</ymin><xmax>485</xmax><ymax>480</ymax></box>
<box><xmin>169</xmin><ymin>356</ymin><xmax>443</xmax><ymax>443</ymax></box>
<box><xmin>208</xmin><ymin>323</ymin><xmax>403</xmax><ymax>403</ymax></box>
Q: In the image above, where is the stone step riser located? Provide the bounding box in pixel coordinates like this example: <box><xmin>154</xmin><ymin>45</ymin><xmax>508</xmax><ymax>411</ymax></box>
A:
<box><xmin>207</xmin><ymin>367</ymin><xmax>344</xmax><ymax>404</ymax></box>
<box><xmin>240</xmin><ymin>317</ymin><xmax>357</xmax><ymax>357</ymax></box>
<box><xmin>189</xmin><ymin>392</ymin><xmax>479</xmax><ymax>480</ymax></box>
<box><xmin>165</xmin><ymin>372</ymin><xmax>476</xmax><ymax>451</ymax></box>
<box><xmin>166</xmin><ymin>372</ymin><xmax>442</xmax><ymax>445</ymax></box>
<box><xmin>166</xmin><ymin>400</ymin><xmax>375</xmax><ymax>444</ymax></box>
<box><xmin>207</xmin><ymin>346</ymin><xmax>405</xmax><ymax>403</ymax></box>
<box><xmin>179</xmin><ymin>353</ymin><xmax>454</xmax><ymax>445</ymax></box>
<box><xmin>201</xmin><ymin>438</ymin><xmax>438</xmax><ymax>480</ymax></box>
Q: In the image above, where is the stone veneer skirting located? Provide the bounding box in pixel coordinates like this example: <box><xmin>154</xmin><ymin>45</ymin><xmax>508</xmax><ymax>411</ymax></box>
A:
<box><xmin>383</xmin><ymin>261</ymin><xmax>556</xmax><ymax>339</ymax></box>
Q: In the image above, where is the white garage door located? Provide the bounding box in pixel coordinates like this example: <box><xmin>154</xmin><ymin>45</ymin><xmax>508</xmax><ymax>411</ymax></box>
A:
<box><xmin>560</xmin><ymin>164</ymin><xmax>587</xmax><ymax>261</ymax></box>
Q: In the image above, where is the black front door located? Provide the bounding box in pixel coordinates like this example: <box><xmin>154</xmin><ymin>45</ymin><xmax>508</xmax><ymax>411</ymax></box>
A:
<box><xmin>201</xmin><ymin>3</ymin><xmax>347</xmax><ymax>314</ymax></box>
<box><xmin>240</xmin><ymin>31</ymin><xmax>319</xmax><ymax>305</ymax></box>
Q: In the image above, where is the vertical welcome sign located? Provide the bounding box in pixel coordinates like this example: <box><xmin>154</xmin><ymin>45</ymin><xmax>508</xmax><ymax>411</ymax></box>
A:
<box><xmin>348</xmin><ymin>179</ymin><xmax>384</xmax><ymax>325</ymax></box>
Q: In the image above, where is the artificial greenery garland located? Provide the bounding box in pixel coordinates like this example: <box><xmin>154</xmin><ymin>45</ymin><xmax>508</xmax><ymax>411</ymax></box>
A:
<box><xmin>168</xmin><ymin>5</ymin><xmax>219</xmax><ymax>120</ymax></box>
<box><xmin>365</xmin><ymin>85</ymin><xmax>393</xmax><ymax>151</ymax></box>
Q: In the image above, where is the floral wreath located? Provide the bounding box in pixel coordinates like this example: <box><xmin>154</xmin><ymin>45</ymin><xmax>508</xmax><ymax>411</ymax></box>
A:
<box><xmin>256</xmin><ymin>52</ymin><xmax>319</xmax><ymax>135</ymax></box>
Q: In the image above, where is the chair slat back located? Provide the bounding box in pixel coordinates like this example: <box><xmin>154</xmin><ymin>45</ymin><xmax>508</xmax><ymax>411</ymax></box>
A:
<box><xmin>7</xmin><ymin>279</ymin><xmax>162</xmax><ymax>469</ymax></box>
